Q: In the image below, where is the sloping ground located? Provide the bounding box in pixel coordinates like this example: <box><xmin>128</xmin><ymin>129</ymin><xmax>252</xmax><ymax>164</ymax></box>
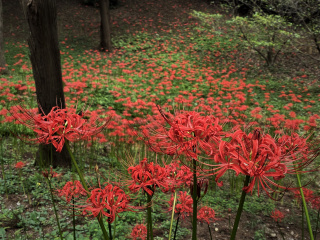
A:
<box><xmin>1</xmin><ymin>0</ymin><xmax>320</xmax><ymax>239</ymax></box>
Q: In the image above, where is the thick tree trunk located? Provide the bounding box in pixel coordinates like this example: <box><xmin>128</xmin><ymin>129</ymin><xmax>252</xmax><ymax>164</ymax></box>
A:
<box><xmin>0</xmin><ymin>0</ymin><xmax>7</xmax><ymax>74</ymax></box>
<box><xmin>99</xmin><ymin>0</ymin><xmax>112</xmax><ymax>51</ymax></box>
<box><xmin>22</xmin><ymin>0</ymin><xmax>71</xmax><ymax>168</ymax></box>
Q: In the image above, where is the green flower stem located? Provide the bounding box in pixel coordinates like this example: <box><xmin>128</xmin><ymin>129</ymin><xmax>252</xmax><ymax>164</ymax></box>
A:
<box><xmin>147</xmin><ymin>193</ymin><xmax>154</xmax><ymax>240</ymax></box>
<box><xmin>113</xmin><ymin>216</ymin><xmax>117</xmax><ymax>240</ymax></box>
<box><xmin>296</xmin><ymin>173</ymin><xmax>314</xmax><ymax>240</ymax></box>
<box><xmin>168</xmin><ymin>191</ymin><xmax>177</xmax><ymax>240</ymax></box>
<box><xmin>230</xmin><ymin>175</ymin><xmax>250</xmax><ymax>240</ymax></box>
<box><xmin>302</xmin><ymin>203</ymin><xmax>304</xmax><ymax>240</ymax></box>
<box><xmin>108</xmin><ymin>222</ymin><xmax>112</xmax><ymax>240</ymax></box>
<box><xmin>19</xmin><ymin>170</ymin><xmax>26</xmax><ymax>195</ymax></box>
<box><xmin>192</xmin><ymin>158</ymin><xmax>198</xmax><ymax>240</ymax></box>
<box><xmin>47</xmin><ymin>179</ymin><xmax>63</xmax><ymax>240</ymax></box>
<box><xmin>72</xmin><ymin>197</ymin><xmax>76</xmax><ymax>240</ymax></box>
<box><xmin>65</xmin><ymin>142</ymin><xmax>109</xmax><ymax>240</ymax></box>
<box><xmin>314</xmin><ymin>209</ymin><xmax>320</xmax><ymax>240</ymax></box>
<box><xmin>207</xmin><ymin>223</ymin><xmax>212</xmax><ymax>240</ymax></box>
<box><xmin>173</xmin><ymin>214</ymin><xmax>180</xmax><ymax>240</ymax></box>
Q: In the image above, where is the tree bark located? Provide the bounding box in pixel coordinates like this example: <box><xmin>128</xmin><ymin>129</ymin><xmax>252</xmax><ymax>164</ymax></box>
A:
<box><xmin>22</xmin><ymin>0</ymin><xmax>71</xmax><ymax>167</ymax></box>
<box><xmin>99</xmin><ymin>0</ymin><xmax>112</xmax><ymax>51</ymax></box>
<box><xmin>0</xmin><ymin>0</ymin><xmax>7</xmax><ymax>74</ymax></box>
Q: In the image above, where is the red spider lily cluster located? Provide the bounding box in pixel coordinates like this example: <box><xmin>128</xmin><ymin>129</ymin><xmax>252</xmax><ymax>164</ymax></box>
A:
<box><xmin>128</xmin><ymin>158</ymin><xmax>169</xmax><ymax>196</ymax></box>
<box><xmin>10</xmin><ymin>106</ymin><xmax>108</xmax><ymax>152</ymax></box>
<box><xmin>213</xmin><ymin>129</ymin><xmax>286</xmax><ymax>196</ymax></box>
<box><xmin>42</xmin><ymin>166</ymin><xmax>61</xmax><ymax>179</ymax></box>
<box><xmin>142</xmin><ymin>108</ymin><xmax>318</xmax><ymax>198</ymax></box>
<box><xmin>168</xmin><ymin>192</ymin><xmax>217</xmax><ymax>223</ymax></box>
<box><xmin>58</xmin><ymin>182</ymin><xmax>132</xmax><ymax>224</ymax></box>
<box><xmin>291</xmin><ymin>187</ymin><xmax>320</xmax><ymax>211</ymax></box>
<box><xmin>57</xmin><ymin>180</ymin><xmax>87</xmax><ymax>203</ymax></box>
<box><xmin>81</xmin><ymin>183</ymin><xmax>131</xmax><ymax>223</ymax></box>
<box><xmin>165</xmin><ymin>161</ymin><xmax>194</xmax><ymax>190</ymax></box>
<box><xmin>168</xmin><ymin>191</ymin><xmax>193</xmax><ymax>220</ymax></box>
<box><xmin>270</xmin><ymin>209</ymin><xmax>285</xmax><ymax>222</ymax></box>
<box><xmin>14</xmin><ymin>161</ymin><xmax>25</xmax><ymax>169</ymax></box>
<box><xmin>130</xmin><ymin>224</ymin><xmax>147</xmax><ymax>240</ymax></box>
<box><xmin>3</xmin><ymin>1</ymin><xmax>320</xmax><ymax>238</ymax></box>
<box><xmin>310</xmin><ymin>196</ymin><xmax>320</xmax><ymax>211</ymax></box>
<box><xmin>197</xmin><ymin>206</ymin><xmax>217</xmax><ymax>224</ymax></box>
<box><xmin>142</xmin><ymin>107</ymin><xmax>223</xmax><ymax>159</ymax></box>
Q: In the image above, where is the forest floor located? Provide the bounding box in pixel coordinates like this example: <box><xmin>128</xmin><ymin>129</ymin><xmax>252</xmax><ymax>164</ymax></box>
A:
<box><xmin>2</xmin><ymin>0</ymin><xmax>320</xmax><ymax>239</ymax></box>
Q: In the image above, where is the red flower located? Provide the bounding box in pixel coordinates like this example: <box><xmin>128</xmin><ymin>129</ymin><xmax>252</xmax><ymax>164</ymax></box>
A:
<box><xmin>168</xmin><ymin>191</ymin><xmax>193</xmax><ymax>220</ymax></box>
<box><xmin>271</xmin><ymin>210</ymin><xmax>285</xmax><ymax>222</ymax></box>
<box><xmin>166</xmin><ymin>161</ymin><xmax>194</xmax><ymax>190</ymax></box>
<box><xmin>81</xmin><ymin>184</ymin><xmax>130</xmax><ymax>223</ymax></box>
<box><xmin>142</xmin><ymin>107</ymin><xmax>223</xmax><ymax>160</ymax></box>
<box><xmin>58</xmin><ymin>180</ymin><xmax>87</xmax><ymax>203</ymax></box>
<box><xmin>197</xmin><ymin>206</ymin><xmax>217</xmax><ymax>224</ymax></box>
<box><xmin>292</xmin><ymin>188</ymin><xmax>314</xmax><ymax>203</ymax></box>
<box><xmin>42</xmin><ymin>166</ymin><xmax>60</xmax><ymax>179</ymax></box>
<box><xmin>214</xmin><ymin>129</ymin><xmax>287</xmax><ymax>197</ymax></box>
<box><xmin>277</xmin><ymin>133</ymin><xmax>314</xmax><ymax>172</ymax></box>
<box><xmin>311</xmin><ymin>196</ymin><xmax>320</xmax><ymax>211</ymax></box>
<box><xmin>15</xmin><ymin>161</ymin><xmax>25</xmax><ymax>169</ymax></box>
<box><xmin>128</xmin><ymin>158</ymin><xmax>169</xmax><ymax>196</ymax></box>
<box><xmin>130</xmin><ymin>224</ymin><xmax>147</xmax><ymax>240</ymax></box>
<box><xmin>10</xmin><ymin>106</ymin><xmax>108</xmax><ymax>152</ymax></box>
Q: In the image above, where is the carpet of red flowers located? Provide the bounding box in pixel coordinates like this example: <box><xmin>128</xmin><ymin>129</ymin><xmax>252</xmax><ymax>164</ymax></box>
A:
<box><xmin>1</xmin><ymin>0</ymin><xmax>320</xmax><ymax>239</ymax></box>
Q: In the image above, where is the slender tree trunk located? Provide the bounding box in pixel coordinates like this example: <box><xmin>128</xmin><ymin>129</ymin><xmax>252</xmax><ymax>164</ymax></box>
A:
<box><xmin>0</xmin><ymin>0</ymin><xmax>7</xmax><ymax>74</ymax></box>
<box><xmin>99</xmin><ymin>0</ymin><xmax>112</xmax><ymax>51</ymax></box>
<box><xmin>21</xmin><ymin>0</ymin><xmax>71</xmax><ymax>167</ymax></box>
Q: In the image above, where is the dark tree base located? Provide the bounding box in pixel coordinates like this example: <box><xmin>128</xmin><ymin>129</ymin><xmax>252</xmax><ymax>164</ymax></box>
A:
<box><xmin>35</xmin><ymin>144</ymin><xmax>71</xmax><ymax>168</ymax></box>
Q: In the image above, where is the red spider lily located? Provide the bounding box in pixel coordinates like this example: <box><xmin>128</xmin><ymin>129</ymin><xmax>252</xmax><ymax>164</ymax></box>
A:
<box><xmin>57</xmin><ymin>180</ymin><xmax>87</xmax><ymax>203</ymax></box>
<box><xmin>166</xmin><ymin>161</ymin><xmax>194</xmax><ymax>191</ymax></box>
<box><xmin>190</xmin><ymin>178</ymin><xmax>209</xmax><ymax>200</ymax></box>
<box><xmin>142</xmin><ymin>106</ymin><xmax>223</xmax><ymax>160</ymax></box>
<box><xmin>310</xmin><ymin>196</ymin><xmax>320</xmax><ymax>211</ymax></box>
<box><xmin>271</xmin><ymin>209</ymin><xmax>285</xmax><ymax>222</ymax></box>
<box><xmin>197</xmin><ymin>206</ymin><xmax>217</xmax><ymax>224</ymax></box>
<box><xmin>81</xmin><ymin>183</ymin><xmax>130</xmax><ymax>223</ymax></box>
<box><xmin>130</xmin><ymin>224</ymin><xmax>147</xmax><ymax>240</ymax></box>
<box><xmin>15</xmin><ymin>161</ymin><xmax>25</xmax><ymax>169</ymax></box>
<box><xmin>292</xmin><ymin>188</ymin><xmax>314</xmax><ymax>203</ymax></box>
<box><xmin>214</xmin><ymin>129</ymin><xmax>288</xmax><ymax>197</ymax></box>
<box><xmin>10</xmin><ymin>106</ymin><xmax>108</xmax><ymax>152</ymax></box>
<box><xmin>128</xmin><ymin>158</ymin><xmax>169</xmax><ymax>196</ymax></box>
<box><xmin>168</xmin><ymin>191</ymin><xmax>193</xmax><ymax>220</ymax></box>
<box><xmin>212</xmin><ymin>140</ymin><xmax>243</xmax><ymax>187</ymax></box>
<box><xmin>42</xmin><ymin>166</ymin><xmax>61</xmax><ymax>179</ymax></box>
<box><xmin>277</xmin><ymin>133</ymin><xmax>316</xmax><ymax>172</ymax></box>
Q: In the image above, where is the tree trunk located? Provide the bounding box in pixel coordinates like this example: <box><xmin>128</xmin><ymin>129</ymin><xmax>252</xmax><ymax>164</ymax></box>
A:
<box><xmin>22</xmin><ymin>0</ymin><xmax>71</xmax><ymax>168</ymax></box>
<box><xmin>0</xmin><ymin>0</ymin><xmax>7</xmax><ymax>74</ymax></box>
<box><xmin>99</xmin><ymin>0</ymin><xmax>112</xmax><ymax>51</ymax></box>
